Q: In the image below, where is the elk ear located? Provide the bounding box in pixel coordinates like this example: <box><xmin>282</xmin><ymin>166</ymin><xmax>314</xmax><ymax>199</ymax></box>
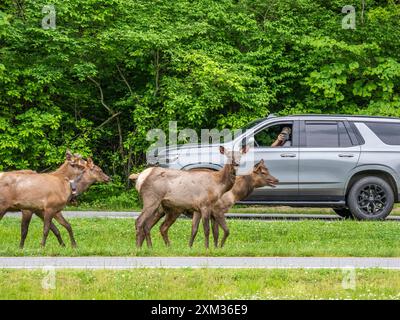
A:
<box><xmin>240</xmin><ymin>145</ymin><xmax>250</xmax><ymax>154</ymax></box>
<box><xmin>219</xmin><ymin>146</ymin><xmax>225</xmax><ymax>154</ymax></box>
<box><xmin>66</xmin><ymin>150</ymin><xmax>73</xmax><ymax>161</ymax></box>
<box><xmin>254</xmin><ymin>160</ymin><xmax>262</xmax><ymax>171</ymax></box>
<box><xmin>87</xmin><ymin>157</ymin><xmax>94</xmax><ymax>169</ymax></box>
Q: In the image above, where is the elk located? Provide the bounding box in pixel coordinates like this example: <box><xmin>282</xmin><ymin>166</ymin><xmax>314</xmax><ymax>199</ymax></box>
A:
<box><xmin>17</xmin><ymin>158</ymin><xmax>110</xmax><ymax>248</ymax></box>
<box><xmin>139</xmin><ymin>160</ymin><xmax>278</xmax><ymax>247</ymax></box>
<box><xmin>0</xmin><ymin>151</ymin><xmax>109</xmax><ymax>248</ymax></box>
<box><xmin>132</xmin><ymin>146</ymin><xmax>249</xmax><ymax>248</ymax></box>
<box><xmin>207</xmin><ymin>159</ymin><xmax>278</xmax><ymax>247</ymax></box>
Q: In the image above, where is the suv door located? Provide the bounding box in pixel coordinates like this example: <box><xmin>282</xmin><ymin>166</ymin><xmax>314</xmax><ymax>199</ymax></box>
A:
<box><xmin>299</xmin><ymin>120</ymin><xmax>361</xmax><ymax>201</ymax></box>
<box><xmin>242</xmin><ymin>120</ymin><xmax>299</xmax><ymax>201</ymax></box>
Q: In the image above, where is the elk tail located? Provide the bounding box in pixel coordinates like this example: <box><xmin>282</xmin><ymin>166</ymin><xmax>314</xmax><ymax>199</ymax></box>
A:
<box><xmin>129</xmin><ymin>173</ymin><xmax>139</xmax><ymax>182</ymax></box>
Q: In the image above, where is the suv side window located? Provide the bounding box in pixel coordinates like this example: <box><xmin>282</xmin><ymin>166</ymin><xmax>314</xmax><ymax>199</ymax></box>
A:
<box><xmin>305</xmin><ymin>121</ymin><xmax>352</xmax><ymax>148</ymax></box>
<box><xmin>365</xmin><ymin>122</ymin><xmax>400</xmax><ymax>145</ymax></box>
<box><xmin>338</xmin><ymin>122</ymin><xmax>353</xmax><ymax>147</ymax></box>
<box><xmin>254</xmin><ymin>122</ymin><xmax>293</xmax><ymax>148</ymax></box>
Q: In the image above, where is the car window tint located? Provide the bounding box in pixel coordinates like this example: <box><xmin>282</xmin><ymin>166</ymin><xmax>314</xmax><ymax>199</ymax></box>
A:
<box><xmin>305</xmin><ymin>123</ymin><xmax>339</xmax><ymax>147</ymax></box>
<box><xmin>338</xmin><ymin>122</ymin><xmax>353</xmax><ymax>147</ymax></box>
<box><xmin>365</xmin><ymin>122</ymin><xmax>400</xmax><ymax>145</ymax></box>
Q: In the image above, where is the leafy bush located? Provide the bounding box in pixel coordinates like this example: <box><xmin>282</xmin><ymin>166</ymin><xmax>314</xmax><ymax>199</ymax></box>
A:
<box><xmin>69</xmin><ymin>180</ymin><xmax>142</xmax><ymax>211</ymax></box>
<box><xmin>1</xmin><ymin>1</ymin><xmax>399</xmax><ymax>206</ymax></box>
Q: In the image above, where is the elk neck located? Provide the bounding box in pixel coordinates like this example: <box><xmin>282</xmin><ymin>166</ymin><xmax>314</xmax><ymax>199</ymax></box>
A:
<box><xmin>51</xmin><ymin>161</ymin><xmax>83</xmax><ymax>180</ymax></box>
<box><xmin>75</xmin><ymin>174</ymin><xmax>97</xmax><ymax>194</ymax></box>
<box><xmin>217</xmin><ymin>163</ymin><xmax>236</xmax><ymax>193</ymax></box>
<box><xmin>230</xmin><ymin>175</ymin><xmax>256</xmax><ymax>202</ymax></box>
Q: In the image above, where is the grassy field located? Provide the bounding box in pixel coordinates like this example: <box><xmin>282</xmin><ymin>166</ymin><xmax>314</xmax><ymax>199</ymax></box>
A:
<box><xmin>230</xmin><ymin>205</ymin><xmax>400</xmax><ymax>215</ymax></box>
<box><xmin>0</xmin><ymin>268</ymin><xmax>399</xmax><ymax>299</ymax></box>
<box><xmin>1</xmin><ymin>217</ymin><xmax>399</xmax><ymax>257</ymax></box>
<box><xmin>65</xmin><ymin>204</ymin><xmax>400</xmax><ymax>215</ymax></box>
<box><xmin>64</xmin><ymin>182</ymin><xmax>400</xmax><ymax>214</ymax></box>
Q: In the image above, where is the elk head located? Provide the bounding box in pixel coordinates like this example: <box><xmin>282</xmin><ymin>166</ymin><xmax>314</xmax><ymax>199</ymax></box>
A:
<box><xmin>65</xmin><ymin>150</ymin><xmax>87</xmax><ymax>175</ymax></box>
<box><xmin>219</xmin><ymin>145</ymin><xmax>249</xmax><ymax>171</ymax></box>
<box><xmin>253</xmin><ymin>159</ymin><xmax>279</xmax><ymax>187</ymax></box>
<box><xmin>85</xmin><ymin>157</ymin><xmax>111</xmax><ymax>183</ymax></box>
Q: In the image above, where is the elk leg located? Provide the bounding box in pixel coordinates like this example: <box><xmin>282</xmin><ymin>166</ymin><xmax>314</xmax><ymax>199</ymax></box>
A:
<box><xmin>144</xmin><ymin>223</ymin><xmax>153</xmax><ymax>248</ymax></box>
<box><xmin>35</xmin><ymin>212</ymin><xmax>65</xmax><ymax>247</ymax></box>
<box><xmin>53</xmin><ymin>212</ymin><xmax>77</xmax><ymax>248</ymax></box>
<box><xmin>0</xmin><ymin>208</ymin><xmax>7</xmax><ymax>221</ymax></box>
<box><xmin>135</xmin><ymin>214</ymin><xmax>146</xmax><ymax>248</ymax></box>
<box><xmin>211</xmin><ymin>216</ymin><xmax>219</xmax><ymax>248</ymax></box>
<box><xmin>20</xmin><ymin>210</ymin><xmax>33</xmax><ymax>249</ymax></box>
<box><xmin>136</xmin><ymin>202</ymin><xmax>161</xmax><ymax>248</ymax></box>
<box><xmin>49</xmin><ymin>223</ymin><xmax>66</xmax><ymax>247</ymax></box>
<box><xmin>214</xmin><ymin>215</ymin><xmax>230</xmax><ymax>248</ymax></box>
<box><xmin>160</xmin><ymin>210</ymin><xmax>180</xmax><ymax>246</ymax></box>
<box><xmin>202</xmin><ymin>211</ymin><xmax>211</xmax><ymax>249</ymax></box>
<box><xmin>146</xmin><ymin>206</ymin><xmax>165</xmax><ymax>230</ymax></box>
<box><xmin>40</xmin><ymin>213</ymin><xmax>53</xmax><ymax>248</ymax></box>
<box><xmin>143</xmin><ymin>206</ymin><xmax>165</xmax><ymax>248</ymax></box>
<box><xmin>189</xmin><ymin>211</ymin><xmax>201</xmax><ymax>247</ymax></box>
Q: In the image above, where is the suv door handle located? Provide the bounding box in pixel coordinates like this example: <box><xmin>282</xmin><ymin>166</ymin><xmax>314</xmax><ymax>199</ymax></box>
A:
<box><xmin>280</xmin><ymin>153</ymin><xmax>296</xmax><ymax>158</ymax></box>
<box><xmin>338</xmin><ymin>154</ymin><xmax>355</xmax><ymax>158</ymax></box>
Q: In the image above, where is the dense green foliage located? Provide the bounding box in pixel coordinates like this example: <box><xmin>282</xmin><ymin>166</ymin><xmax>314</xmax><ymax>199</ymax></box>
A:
<box><xmin>1</xmin><ymin>0</ymin><xmax>399</xmax><ymax>186</ymax></box>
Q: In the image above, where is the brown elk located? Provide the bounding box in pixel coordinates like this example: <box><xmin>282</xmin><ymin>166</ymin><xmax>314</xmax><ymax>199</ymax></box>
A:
<box><xmin>0</xmin><ymin>152</ymin><xmax>109</xmax><ymax>248</ymax></box>
<box><xmin>132</xmin><ymin>146</ymin><xmax>249</xmax><ymax>248</ymax></box>
<box><xmin>208</xmin><ymin>159</ymin><xmax>278</xmax><ymax>247</ymax></box>
<box><xmin>139</xmin><ymin>159</ymin><xmax>278</xmax><ymax>247</ymax></box>
<box><xmin>18</xmin><ymin>158</ymin><xmax>110</xmax><ymax>248</ymax></box>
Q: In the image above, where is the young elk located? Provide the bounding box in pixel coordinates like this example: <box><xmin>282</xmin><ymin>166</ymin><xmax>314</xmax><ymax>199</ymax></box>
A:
<box><xmin>142</xmin><ymin>160</ymin><xmax>278</xmax><ymax>247</ymax></box>
<box><xmin>18</xmin><ymin>158</ymin><xmax>110</xmax><ymax>248</ymax></box>
<box><xmin>132</xmin><ymin>145</ymin><xmax>249</xmax><ymax>248</ymax></box>
<box><xmin>208</xmin><ymin>159</ymin><xmax>278</xmax><ymax>247</ymax></box>
<box><xmin>0</xmin><ymin>152</ymin><xmax>109</xmax><ymax>248</ymax></box>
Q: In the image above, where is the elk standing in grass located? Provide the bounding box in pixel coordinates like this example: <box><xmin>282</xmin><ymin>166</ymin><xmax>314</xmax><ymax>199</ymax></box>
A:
<box><xmin>208</xmin><ymin>159</ymin><xmax>277</xmax><ymax>247</ymax></box>
<box><xmin>0</xmin><ymin>152</ymin><xmax>110</xmax><ymax>248</ymax></box>
<box><xmin>19</xmin><ymin>158</ymin><xmax>110</xmax><ymax>248</ymax></box>
<box><xmin>132</xmin><ymin>146</ymin><xmax>248</xmax><ymax>248</ymax></box>
<box><xmin>138</xmin><ymin>160</ymin><xmax>278</xmax><ymax>247</ymax></box>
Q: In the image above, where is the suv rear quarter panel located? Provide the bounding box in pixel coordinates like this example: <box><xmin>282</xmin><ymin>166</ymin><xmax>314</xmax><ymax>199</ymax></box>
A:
<box><xmin>349</xmin><ymin>122</ymin><xmax>400</xmax><ymax>199</ymax></box>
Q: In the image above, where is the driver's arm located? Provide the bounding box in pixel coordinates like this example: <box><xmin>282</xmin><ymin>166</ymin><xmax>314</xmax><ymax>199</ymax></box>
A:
<box><xmin>271</xmin><ymin>133</ymin><xmax>285</xmax><ymax>147</ymax></box>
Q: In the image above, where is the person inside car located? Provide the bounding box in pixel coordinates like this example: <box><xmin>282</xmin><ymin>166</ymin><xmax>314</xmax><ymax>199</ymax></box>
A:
<box><xmin>271</xmin><ymin>126</ymin><xmax>292</xmax><ymax>147</ymax></box>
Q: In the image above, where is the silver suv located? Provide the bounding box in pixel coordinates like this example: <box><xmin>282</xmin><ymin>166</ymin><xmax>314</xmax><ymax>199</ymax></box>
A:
<box><xmin>155</xmin><ymin>115</ymin><xmax>400</xmax><ymax>220</ymax></box>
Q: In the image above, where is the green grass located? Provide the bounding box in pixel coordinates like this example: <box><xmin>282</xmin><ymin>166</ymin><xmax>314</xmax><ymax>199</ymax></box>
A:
<box><xmin>229</xmin><ymin>205</ymin><xmax>400</xmax><ymax>215</ymax></box>
<box><xmin>66</xmin><ymin>182</ymin><xmax>400</xmax><ymax>213</ymax></box>
<box><xmin>0</xmin><ymin>268</ymin><xmax>399</xmax><ymax>299</ymax></box>
<box><xmin>1</xmin><ymin>218</ymin><xmax>400</xmax><ymax>257</ymax></box>
<box><xmin>67</xmin><ymin>199</ymin><xmax>400</xmax><ymax>215</ymax></box>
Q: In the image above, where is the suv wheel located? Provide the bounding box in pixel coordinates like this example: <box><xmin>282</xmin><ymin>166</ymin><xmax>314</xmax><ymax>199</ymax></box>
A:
<box><xmin>348</xmin><ymin>176</ymin><xmax>394</xmax><ymax>220</ymax></box>
<box><xmin>333</xmin><ymin>208</ymin><xmax>353</xmax><ymax>219</ymax></box>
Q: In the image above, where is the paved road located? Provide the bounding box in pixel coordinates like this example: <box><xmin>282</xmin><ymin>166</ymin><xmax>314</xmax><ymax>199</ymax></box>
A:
<box><xmin>0</xmin><ymin>257</ymin><xmax>399</xmax><ymax>269</ymax></box>
<box><xmin>4</xmin><ymin>211</ymin><xmax>400</xmax><ymax>221</ymax></box>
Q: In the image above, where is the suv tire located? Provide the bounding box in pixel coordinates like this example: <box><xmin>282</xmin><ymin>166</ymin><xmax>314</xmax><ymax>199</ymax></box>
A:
<box><xmin>348</xmin><ymin>176</ymin><xmax>394</xmax><ymax>220</ymax></box>
<box><xmin>333</xmin><ymin>208</ymin><xmax>353</xmax><ymax>219</ymax></box>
